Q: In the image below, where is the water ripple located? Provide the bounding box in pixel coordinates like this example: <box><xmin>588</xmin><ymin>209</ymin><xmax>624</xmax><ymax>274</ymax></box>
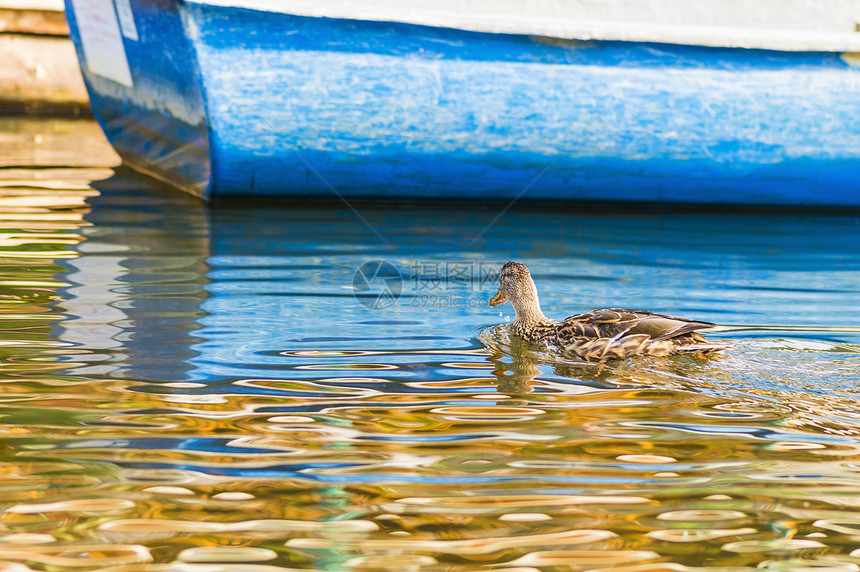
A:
<box><xmin>1</xmin><ymin>122</ymin><xmax>860</xmax><ymax>569</ymax></box>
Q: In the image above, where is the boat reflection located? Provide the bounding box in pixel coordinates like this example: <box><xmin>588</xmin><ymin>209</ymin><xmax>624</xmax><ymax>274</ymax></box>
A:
<box><xmin>55</xmin><ymin>168</ymin><xmax>209</xmax><ymax>381</ymax></box>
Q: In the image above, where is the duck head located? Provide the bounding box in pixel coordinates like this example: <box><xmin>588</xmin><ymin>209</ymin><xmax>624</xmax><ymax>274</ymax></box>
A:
<box><xmin>490</xmin><ymin>262</ymin><xmax>550</xmax><ymax>324</ymax></box>
<box><xmin>490</xmin><ymin>261</ymin><xmax>530</xmax><ymax>307</ymax></box>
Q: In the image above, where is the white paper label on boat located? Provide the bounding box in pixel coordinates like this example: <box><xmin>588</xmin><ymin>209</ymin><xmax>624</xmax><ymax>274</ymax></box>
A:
<box><xmin>114</xmin><ymin>0</ymin><xmax>139</xmax><ymax>41</ymax></box>
<box><xmin>69</xmin><ymin>0</ymin><xmax>133</xmax><ymax>87</ymax></box>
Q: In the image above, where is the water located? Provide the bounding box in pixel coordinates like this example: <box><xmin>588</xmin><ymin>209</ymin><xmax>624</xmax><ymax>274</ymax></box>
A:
<box><xmin>0</xmin><ymin>118</ymin><xmax>859</xmax><ymax>571</ymax></box>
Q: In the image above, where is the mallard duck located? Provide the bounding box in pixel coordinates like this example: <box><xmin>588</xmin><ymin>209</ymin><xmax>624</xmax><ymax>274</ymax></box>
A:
<box><xmin>489</xmin><ymin>262</ymin><xmax>732</xmax><ymax>361</ymax></box>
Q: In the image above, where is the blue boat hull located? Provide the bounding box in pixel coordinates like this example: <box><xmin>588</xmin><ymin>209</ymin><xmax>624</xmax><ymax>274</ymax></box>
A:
<box><xmin>65</xmin><ymin>1</ymin><xmax>860</xmax><ymax>206</ymax></box>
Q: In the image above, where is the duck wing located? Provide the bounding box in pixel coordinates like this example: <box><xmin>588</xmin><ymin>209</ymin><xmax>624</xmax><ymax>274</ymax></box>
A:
<box><xmin>557</xmin><ymin>309</ymin><xmax>728</xmax><ymax>361</ymax></box>
<box><xmin>559</xmin><ymin>308</ymin><xmax>716</xmax><ymax>341</ymax></box>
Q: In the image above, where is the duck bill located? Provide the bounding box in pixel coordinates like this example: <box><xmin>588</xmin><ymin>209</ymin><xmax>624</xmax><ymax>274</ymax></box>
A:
<box><xmin>488</xmin><ymin>291</ymin><xmax>507</xmax><ymax>307</ymax></box>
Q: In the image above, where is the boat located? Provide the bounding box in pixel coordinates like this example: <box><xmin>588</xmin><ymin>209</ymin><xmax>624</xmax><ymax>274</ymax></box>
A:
<box><xmin>63</xmin><ymin>0</ymin><xmax>860</xmax><ymax>206</ymax></box>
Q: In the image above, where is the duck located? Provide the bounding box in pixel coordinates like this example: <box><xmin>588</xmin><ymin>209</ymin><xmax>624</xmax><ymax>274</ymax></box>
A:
<box><xmin>489</xmin><ymin>262</ymin><xmax>732</xmax><ymax>362</ymax></box>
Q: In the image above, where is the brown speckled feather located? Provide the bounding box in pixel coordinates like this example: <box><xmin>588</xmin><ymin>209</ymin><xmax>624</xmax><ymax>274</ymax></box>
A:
<box><xmin>555</xmin><ymin>308</ymin><xmax>723</xmax><ymax>360</ymax></box>
<box><xmin>559</xmin><ymin>308</ymin><xmax>715</xmax><ymax>341</ymax></box>
<box><xmin>512</xmin><ymin>308</ymin><xmax>725</xmax><ymax>361</ymax></box>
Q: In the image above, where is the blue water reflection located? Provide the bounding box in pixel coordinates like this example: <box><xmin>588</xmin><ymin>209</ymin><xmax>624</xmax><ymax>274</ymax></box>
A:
<box><xmin>60</xmin><ymin>172</ymin><xmax>859</xmax><ymax>395</ymax></box>
<box><xmin>189</xmin><ymin>198</ymin><xmax>859</xmax><ymax>390</ymax></box>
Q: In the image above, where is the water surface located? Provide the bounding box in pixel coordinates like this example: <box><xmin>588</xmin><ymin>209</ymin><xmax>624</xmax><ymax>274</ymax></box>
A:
<box><xmin>0</xmin><ymin>118</ymin><xmax>859</xmax><ymax>571</ymax></box>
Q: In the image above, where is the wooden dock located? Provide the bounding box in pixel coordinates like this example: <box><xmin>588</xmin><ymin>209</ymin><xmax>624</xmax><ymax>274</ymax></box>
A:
<box><xmin>0</xmin><ymin>1</ymin><xmax>90</xmax><ymax>115</ymax></box>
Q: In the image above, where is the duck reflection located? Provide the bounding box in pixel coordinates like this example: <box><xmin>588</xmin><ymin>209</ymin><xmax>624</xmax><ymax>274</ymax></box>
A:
<box><xmin>486</xmin><ymin>331</ymin><xmax>570</xmax><ymax>394</ymax></box>
<box><xmin>483</xmin><ymin>323</ymin><xmax>732</xmax><ymax>394</ymax></box>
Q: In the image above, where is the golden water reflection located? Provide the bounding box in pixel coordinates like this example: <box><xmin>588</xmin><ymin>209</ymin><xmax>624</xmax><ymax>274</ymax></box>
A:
<box><xmin>6</xmin><ymin>367</ymin><xmax>860</xmax><ymax>570</ymax></box>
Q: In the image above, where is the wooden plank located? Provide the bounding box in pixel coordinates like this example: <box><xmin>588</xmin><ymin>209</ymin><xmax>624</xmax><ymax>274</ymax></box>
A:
<box><xmin>0</xmin><ymin>7</ymin><xmax>69</xmax><ymax>36</ymax></box>
<box><xmin>0</xmin><ymin>33</ymin><xmax>91</xmax><ymax>115</ymax></box>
